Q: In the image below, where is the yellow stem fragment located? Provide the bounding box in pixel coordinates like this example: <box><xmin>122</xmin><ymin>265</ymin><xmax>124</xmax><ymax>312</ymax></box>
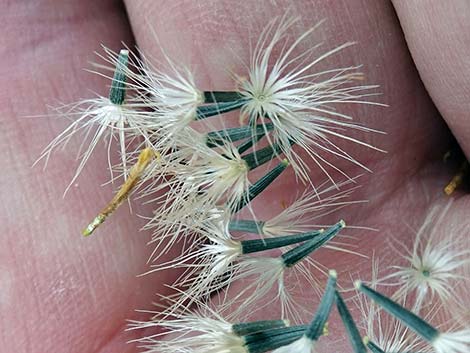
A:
<box><xmin>322</xmin><ymin>322</ymin><xmax>329</xmax><ymax>336</ymax></box>
<box><xmin>82</xmin><ymin>147</ymin><xmax>158</xmax><ymax>236</ymax></box>
<box><xmin>444</xmin><ymin>160</ymin><xmax>469</xmax><ymax>196</ymax></box>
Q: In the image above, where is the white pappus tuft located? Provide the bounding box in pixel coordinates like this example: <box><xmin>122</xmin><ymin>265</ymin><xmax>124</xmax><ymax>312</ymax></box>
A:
<box><xmin>35</xmin><ymin>49</ymin><xmax>153</xmax><ymax>193</ymax></box>
<box><xmin>127</xmin><ymin>46</ymin><xmax>204</xmax><ymax>144</ymax></box>
<box><xmin>146</xmin><ymin>201</ymin><xmax>232</xmax><ymax>264</ymax></box>
<box><xmin>36</xmin><ymin>97</ymin><xmax>152</xmax><ymax>192</ymax></box>
<box><xmin>163</xmin><ymin>140</ymin><xmax>250</xmax><ymax>209</ymax></box>
<box><xmin>432</xmin><ymin>330</ymin><xmax>470</xmax><ymax>353</ymax></box>
<box><xmin>384</xmin><ymin>200</ymin><xmax>469</xmax><ymax>312</ymax></box>
<box><xmin>272</xmin><ymin>335</ymin><xmax>315</xmax><ymax>353</ymax></box>
<box><xmin>217</xmin><ymin>256</ymin><xmax>290</xmax><ymax>320</ymax></box>
<box><xmin>152</xmin><ymin>213</ymin><xmax>243</xmax><ymax>314</ymax></box>
<box><xmin>237</xmin><ymin>15</ymin><xmax>384</xmax><ymax>184</ymax></box>
<box><xmin>130</xmin><ymin>303</ymin><xmax>245</xmax><ymax>353</ymax></box>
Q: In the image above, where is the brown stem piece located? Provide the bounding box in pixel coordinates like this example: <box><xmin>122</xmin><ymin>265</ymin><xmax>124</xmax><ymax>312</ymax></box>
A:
<box><xmin>82</xmin><ymin>147</ymin><xmax>158</xmax><ymax>236</ymax></box>
<box><xmin>444</xmin><ymin>160</ymin><xmax>469</xmax><ymax>196</ymax></box>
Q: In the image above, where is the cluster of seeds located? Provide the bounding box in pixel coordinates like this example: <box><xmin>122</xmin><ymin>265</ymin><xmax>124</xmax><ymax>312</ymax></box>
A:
<box><xmin>37</xmin><ymin>15</ymin><xmax>469</xmax><ymax>353</ymax></box>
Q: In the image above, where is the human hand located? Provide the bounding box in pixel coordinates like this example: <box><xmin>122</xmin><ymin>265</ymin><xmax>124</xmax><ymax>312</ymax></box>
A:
<box><xmin>2</xmin><ymin>1</ymin><xmax>469</xmax><ymax>352</ymax></box>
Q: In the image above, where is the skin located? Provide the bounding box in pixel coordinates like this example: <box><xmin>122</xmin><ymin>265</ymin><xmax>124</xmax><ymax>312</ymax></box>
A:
<box><xmin>1</xmin><ymin>0</ymin><xmax>469</xmax><ymax>352</ymax></box>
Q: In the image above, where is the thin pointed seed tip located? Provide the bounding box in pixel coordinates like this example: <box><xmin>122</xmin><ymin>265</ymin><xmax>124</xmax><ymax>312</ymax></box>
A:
<box><xmin>329</xmin><ymin>269</ymin><xmax>337</xmax><ymax>278</ymax></box>
<box><xmin>119</xmin><ymin>49</ymin><xmax>129</xmax><ymax>55</ymax></box>
<box><xmin>82</xmin><ymin>228</ymin><xmax>92</xmax><ymax>237</ymax></box>
<box><xmin>283</xmin><ymin>319</ymin><xmax>290</xmax><ymax>327</ymax></box>
<box><xmin>339</xmin><ymin>219</ymin><xmax>346</xmax><ymax>228</ymax></box>
<box><xmin>140</xmin><ymin>147</ymin><xmax>159</xmax><ymax>162</ymax></box>
<box><xmin>354</xmin><ymin>280</ymin><xmax>362</xmax><ymax>290</ymax></box>
<box><xmin>362</xmin><ymin>336</ymin><xmax>370</xmax><ymax>345</ymax></box>
<box><xmin>82</xmin><ymin>214</ymin><xmax>105</xmax><ymax>237</ymax></box>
